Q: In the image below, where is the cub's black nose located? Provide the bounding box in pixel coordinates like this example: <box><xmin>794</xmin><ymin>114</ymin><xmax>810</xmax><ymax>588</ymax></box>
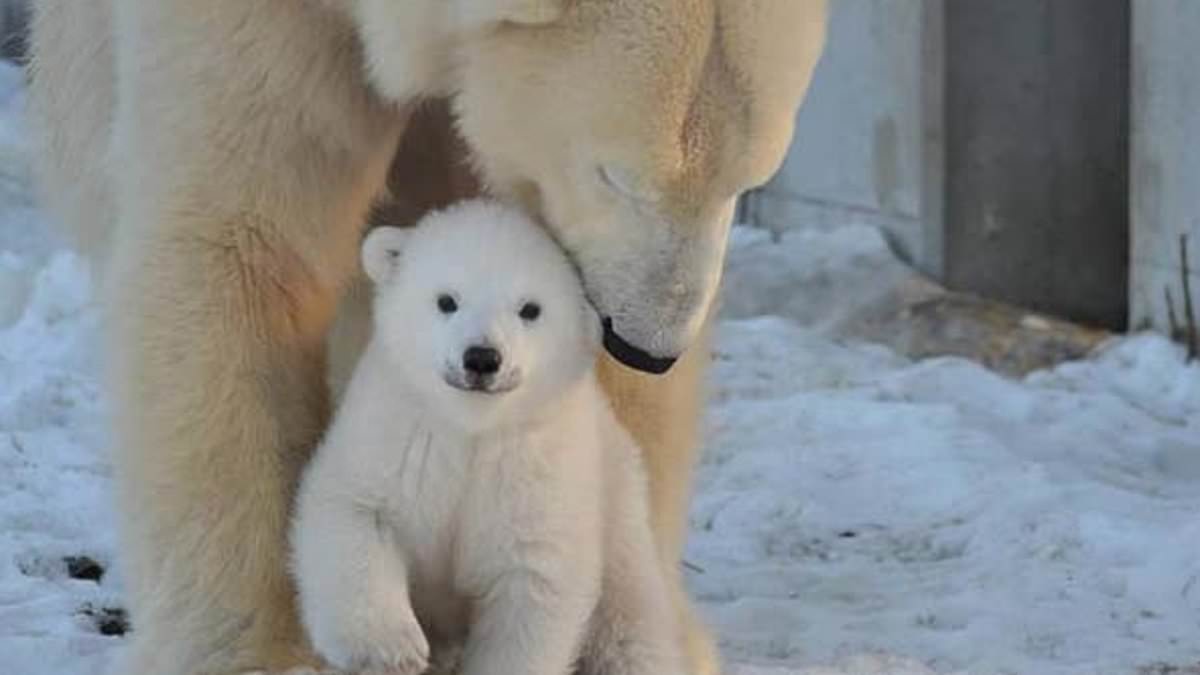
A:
<box><xmin>463</xmin><ymin>346</ymin><xmax>502</xmax><ymax>376</ymax></box>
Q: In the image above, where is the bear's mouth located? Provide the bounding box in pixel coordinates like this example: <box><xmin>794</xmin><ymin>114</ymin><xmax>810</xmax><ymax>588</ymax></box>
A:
<box><xmin>443</xmin><ymin>372</ymin><xmax>519</xmax><ymax>395</ymax></box>
<box><xmin>601</xmin><ymin>318</ymin><xmax>678</xmax><ymax>375</ymax></box>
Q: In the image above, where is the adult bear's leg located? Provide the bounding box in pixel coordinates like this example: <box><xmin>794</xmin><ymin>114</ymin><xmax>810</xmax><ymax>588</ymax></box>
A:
<box><xmin>102</xmin><ymin>2</ymin><xmax>405</xmax><ymax>673</ymax></box>
<box><xmin>27</xmin><ymin>0</ymin><xmax>118</xmax><ymax>273</ymax></box>
<box><xmin>596</xmin><ymin>317</ymin><xmax>719</xmax><ymax>675</ymax></box>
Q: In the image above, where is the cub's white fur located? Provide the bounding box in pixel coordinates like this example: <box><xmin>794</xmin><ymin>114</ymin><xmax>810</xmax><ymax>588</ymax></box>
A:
<box><xmin>291</xmin><ymin>200</ymin><xmax>684</xmax><ymax>675</ymax></box>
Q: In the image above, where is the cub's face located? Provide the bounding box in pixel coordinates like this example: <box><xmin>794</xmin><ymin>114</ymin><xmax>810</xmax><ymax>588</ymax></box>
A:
<box><xmin>350</xmin><ymin>0</ymin><xmax>828</xmax><ymax>373</ymax></box>
<box><xmin>363</xmin><ymin>202</ymin><xmax>599</xmax><ymax>433</ymax></box>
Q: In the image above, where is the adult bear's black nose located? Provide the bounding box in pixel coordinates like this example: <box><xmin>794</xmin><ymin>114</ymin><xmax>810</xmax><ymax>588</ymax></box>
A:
<box><xmin>463</xmin><ymin>346</ymin><xmax>502</xmax><ymax>376</ymax></box>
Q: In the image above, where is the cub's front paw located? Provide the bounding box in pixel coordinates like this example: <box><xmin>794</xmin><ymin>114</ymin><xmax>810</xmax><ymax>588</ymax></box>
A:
<box><xmin>311</xmin><ymin>608</ymin><xmax>430</xmax><ymax>675</ymax></box>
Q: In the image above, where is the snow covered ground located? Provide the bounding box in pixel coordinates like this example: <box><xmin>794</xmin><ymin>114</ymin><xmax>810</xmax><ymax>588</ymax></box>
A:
<box><xmin>1</xmin><ymin>61</ymin><xmax>1198</xmax><ymax>675</ymax></box>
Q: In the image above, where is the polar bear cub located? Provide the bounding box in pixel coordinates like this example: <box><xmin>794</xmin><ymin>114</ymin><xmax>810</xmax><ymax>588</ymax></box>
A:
<box><xmin>290</xmin><ymin>200</ymin><xmax>687</xmax><ymax>675</ymax></box>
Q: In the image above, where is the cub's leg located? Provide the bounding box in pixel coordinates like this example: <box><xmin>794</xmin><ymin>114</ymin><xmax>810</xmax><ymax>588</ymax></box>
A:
<box><xmin>458</xmin><ymin>573</ymin><xmax>595</xmax><ymax>675</ymax></box>
<box><xmin>596</xmin><ymin>318</ymin><xmax>719</xmax><ymax>675</ymax></box>
<box><xmin>577</xmin><ymin>461</ymin><xmax>687</xmax><ymax>675</ymax></box>
<box><xmin>102</xmin><ymin>2</ymin><xmax>405</xmax><ymax>672</ymax></box>
<box><xmin>292</xmin><ymin>484</ymin><xmax>429</xmax><ymax>674</ymax></box>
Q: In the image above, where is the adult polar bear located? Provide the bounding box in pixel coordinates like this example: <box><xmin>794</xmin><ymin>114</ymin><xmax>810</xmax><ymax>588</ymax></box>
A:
<box><xmin>28</xmin><ymin>1</ymin><xmax>827</xmax><ymax>674</ymax></box>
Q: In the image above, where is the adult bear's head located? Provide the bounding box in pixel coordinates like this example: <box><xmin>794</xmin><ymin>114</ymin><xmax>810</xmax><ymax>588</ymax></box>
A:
<box><xmin>350</xmin><ymin>0</ymin><xmax>827</xmax><ymax>373</ymax></box>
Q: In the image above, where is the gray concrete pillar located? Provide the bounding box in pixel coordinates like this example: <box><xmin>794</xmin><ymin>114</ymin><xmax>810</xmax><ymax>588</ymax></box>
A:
<box><xmin>1130</xmin><ymin>0</ymin><xmax>1200</xmax><ymax>354</ymax></box>
<box><xmin>944</xmin><ymin>0</ymin><xmax>1130</xmax><ymax>329</ymax></box>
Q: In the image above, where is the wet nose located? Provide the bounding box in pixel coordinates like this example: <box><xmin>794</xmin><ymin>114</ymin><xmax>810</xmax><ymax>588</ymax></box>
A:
<box><xmin>463</xmin><ymin>346</ymin><xmax>502</xmax><ymax>376</ymax></box>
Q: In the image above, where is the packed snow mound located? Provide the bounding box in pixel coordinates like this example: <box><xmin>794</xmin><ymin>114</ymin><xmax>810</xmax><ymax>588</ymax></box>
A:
<box><xmin>689</xmin><ymin>309</ymin><xmax>1200</xmax><ymax>674</ymax></box>
<box><xmin>721</xmin><ymin>224</ymin><xmax>911</xmax><ymax>334</ymax></box>
<box><xmin>0</xmin><ymin>252</ymin><xmax>114</xmax><ymax>675</ymax></box>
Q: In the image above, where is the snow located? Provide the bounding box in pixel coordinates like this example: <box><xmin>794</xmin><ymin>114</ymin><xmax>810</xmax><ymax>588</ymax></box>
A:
<box><xmin>693</xmin><ymin>323</ymin><xmax>1200</xmax><ymax>674</ymax></box>
<box><xmin>0</xmin><ymin>61</ymin><xmax>1198</xmax><ymax>675</ymax></box>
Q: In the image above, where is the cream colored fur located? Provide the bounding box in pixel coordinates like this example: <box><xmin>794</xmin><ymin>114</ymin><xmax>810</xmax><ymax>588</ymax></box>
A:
<box><xmin>26</xmin><ymin>1</ymin><xmax>828</xmax><ymax>674</ymax></box>
<box><xmin>294</xmin><ymin>202</ymin><xmax>684</xmax><ymax>675</ymax></box>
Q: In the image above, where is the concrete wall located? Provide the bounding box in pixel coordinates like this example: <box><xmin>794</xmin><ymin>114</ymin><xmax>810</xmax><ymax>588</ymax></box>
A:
<box><xmin>751</xmin><ymin>0</ymin><xmax>941</xmax><ymax>274</ymax></box>
<box><xmin>0</xmin><ymin>0</ymin><xmax>26</xmax><ymax>62</ymax></box>
<box><xmin>759</xmin><ymin>0</ymin><xmax>1131</xmax><ymax>330</ymax></box>
<box><xmin>943</xmin><ymin>0</ymin><xmax>1130</xmax><ymax>329</ymax></box>
<box><xmin>1130</xmin><ymin>1</ymin><xmax>1200</xmax><ymax>347</ymax></box>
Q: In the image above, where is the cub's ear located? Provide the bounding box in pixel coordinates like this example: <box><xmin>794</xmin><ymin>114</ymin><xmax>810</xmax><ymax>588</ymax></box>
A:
<box><xmin>465</xmin><ymin>0</ymin><xmax>563</xmax><ymax>26</ymax></box>
<box><xmin>362</xmin><ymin>226</ymin><xmax>413</xmax><ymax>285</ymax></box>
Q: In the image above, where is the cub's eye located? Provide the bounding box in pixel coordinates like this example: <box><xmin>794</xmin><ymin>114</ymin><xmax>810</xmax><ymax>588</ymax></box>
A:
<box><xmin>519</xmin><ymin>302</ymin><xmax>542</xmax><ymax>322</ymax></box>
<box><xmin>437</xmin><ymin>294</ymin><xmax>458</xmax><ymax>315</ymax></box>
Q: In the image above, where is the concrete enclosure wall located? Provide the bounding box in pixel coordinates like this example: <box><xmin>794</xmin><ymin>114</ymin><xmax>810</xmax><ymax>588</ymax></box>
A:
<box><xmin>751</xmin><ymin>0</ymin><xmax>937</xmax><ymax>273</ymax></box>
<box><xmin>1130</xmin><ymin>0</ymin><xmax>1200</xmax><ymax>346</ymax></box>
<box><xmin>943</xmin><ymin>0</ymin><xmax>1130</xmax><ymax>329</ymax></box>
<box><xmin>759</xmin><ymin>0</ymin><xmax>1132</xmax><ymax>330</ymax></box>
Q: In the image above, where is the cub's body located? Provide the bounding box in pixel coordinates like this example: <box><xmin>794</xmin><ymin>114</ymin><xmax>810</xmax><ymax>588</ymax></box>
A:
<box><xmin>291</xmin><ymin>202</ymin><xmax>683</xmax><ymax>675</ymax></box>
